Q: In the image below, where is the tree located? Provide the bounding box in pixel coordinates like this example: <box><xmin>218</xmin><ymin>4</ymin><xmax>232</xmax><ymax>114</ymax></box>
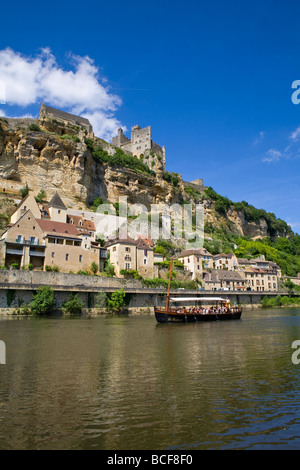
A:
<box><xmin>107</xmin><ymin>289</ymin><xmax>126</xmax><ymax>313</ymax></box>
<box><xmin>20</xmin><ymin>184</ymin><xmax>29</xmax><ymax>199</ymax></box>
<box><xmin>35</xmin><ymin>189</ymin><xmax>46</xmax><ymax>203</ymax></box>
<box><xmin>94</xmin><ymin>291</ymin><xmax>108</xmax><ymax>308</ymax></box>
<box><xmin>62</xmin><ymin>294</ymin><xmax>85</xmax><ymax>315</ymax></box>
<box><xmin>104</xmin><ymin>260</ymin><xmax>115</xmax><ymax>277</ymax></box>
<box><xmin>29</xmin><ymin>286</ymin><xmax>55</xmax><ymax>315</ymax></box>
<box><xmin>285</xmin><ymin>278</ymin><xmax>295</xmax><ymax>296</ymax></box>
<box><xmin>90</xmin><ymin>261</ymin><xmax>98</xmax><ymax>275</ymax></box>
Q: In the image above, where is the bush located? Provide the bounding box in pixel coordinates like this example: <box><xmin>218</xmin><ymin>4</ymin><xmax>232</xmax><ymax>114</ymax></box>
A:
<box><xmin>28</xmin><ymin>123</ymin><xmax>41</xmax><ymax>132</ymax></box>
<box><xmin>20</xmin><ymin>184</ymin><xmax>29</xmax><ymax>199</ymax></box>
<box><xmin>120</xmin><ymin>269</ymin><xmax>142</xmax><ymax>279</ymax></box>
<box><xmin>94</xmin><ymin>291</ymin><xmax>108</xmax><ymax>309</ymax></box>
<box><xmin>62</xmin><ymin>294</ymin><xmax>85</xmax><ymax>315</ymax></box>
<box><xmin>11</xmin><ymin>263</ymin><xmax>19</xmax><ymax>270</ymax></box>
<box><xmin>60</xmin><ymin>134</ymin><xmax>80</xmax><ymax>143</ymax></box>
<box><xmin>29</xmin><ymin>286</ymin><xmax>55</xmax><ymax>315</ymax></box>
<box><xmin>27</xmin><ymin>263</ymin><xmax>33</xmax><ymax>271</ymax></box>
<box><xmin>107</xmin><ymin>289</ymin><xmax>126</xmax><ymax>313</ymax></box>
<box><xmin>35</xmin><ymin>189</ymin><xmax>46</xmax><ymax>203</ymax></box>
<box><xmin>89</xmin><ymin>143</ymin><xmax>156</xmax><ymax>177</ymax></box>
<box><xmin>90</xmin><ymin>261</ymin><xmax>98</xmax><ymax>275</ymax></box>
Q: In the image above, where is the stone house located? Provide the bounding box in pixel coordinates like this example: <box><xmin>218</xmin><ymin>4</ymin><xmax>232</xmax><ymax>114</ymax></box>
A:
<box><xmin>213</xmin><ymin>253</ymin><xmax>239</xmax><ymax>271</ymax></box>
<box><xmin>178</xmin><ymin>248</ymin><xmax>213</xmax><ymax>279</ymax></box>
<box><xmin>0</xmin><ymin>208</ymin><xmax>106</xmax><ymax>272</ymax></box>
<box><xmin>243</xmin><ymin>267</ymin><xmax>278</xmax><ymax>292</ymax></box>
<box><xmin>203</xmin><ymin>270</ymin><xmax>246</xmax><ymax>291</ymax></box>
<box><xmin>105</xmin><ymin>235</ymin><xmax>154</xmax><ymax>278</ymax></box>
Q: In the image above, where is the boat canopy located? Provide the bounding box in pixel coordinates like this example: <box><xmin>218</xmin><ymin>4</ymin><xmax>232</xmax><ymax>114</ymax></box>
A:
<box><xmin>170</xmin><ymin>297</ymin><xmax>228</xmax><ymax>302</ymax></box>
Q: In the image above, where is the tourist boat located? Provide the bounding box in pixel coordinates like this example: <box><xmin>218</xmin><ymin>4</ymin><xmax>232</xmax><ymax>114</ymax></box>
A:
<box><xmin>154</xmin><ymin>259</ymin><xmax>242</xmax><ymax>323</ymax></box>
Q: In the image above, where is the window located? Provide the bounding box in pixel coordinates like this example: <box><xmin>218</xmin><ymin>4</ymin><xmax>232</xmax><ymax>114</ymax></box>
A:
<box><xmin>113</xmin><ymin>247</ymin><xmax>116</xmax><ymax>252</ymax></box>
<box><xmin>125</xmin><ymin>263</ymin><xmax>130</xmax><ymax>270</ymax></box>
<box><xmin>52</xmin><ymin>252</ymin><xmax>55</xmax><ymax>258</ymax></box>
<box><xmin>144</xmin><ymin>259</ymin><xmax>147</xmax><ymax>265</ymax></box>
<box><xmin>65</xmin><ymin>253</ymin><xmax>69</xmax><ymax>261</ymax></box>
<box><xmin>144</xmin><ymin>249</ymin><xmax>147</xmax><ymax>257</ymax></box>
<box><xmin>79</xmin><ymin>255</ymin><xmax>82</xmax><ymax>262</ymax></box>
<box><xmin>58</xmin><ymin>210</ymin><xmax>61</xmax><ymax>214</ymax></box>
<box><xmin>33</xmin><ymin>226</ymin><xmax>35</xmax><ymax>230</ymax></box>
<box><xmin>125</xmin><ymin>247</ymin><xmax>130</xmax><ymax>252</ymax></box>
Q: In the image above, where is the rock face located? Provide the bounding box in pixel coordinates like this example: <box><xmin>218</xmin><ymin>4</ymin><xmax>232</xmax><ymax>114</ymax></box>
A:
<box><xmin>0</xmin><ymin>117</ymin><xmax>289</xmax><ymax>240</ymax></box>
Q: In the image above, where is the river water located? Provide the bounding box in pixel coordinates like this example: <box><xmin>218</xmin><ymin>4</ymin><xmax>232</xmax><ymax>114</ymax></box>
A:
<box><xmin>0</xmin><ymin>308</ymin><xmax>300</xmax><ymax>450</ymax></box>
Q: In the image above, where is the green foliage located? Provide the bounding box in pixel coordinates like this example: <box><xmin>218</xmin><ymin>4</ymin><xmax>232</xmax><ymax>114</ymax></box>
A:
<box><xmin>261</xmin><ymin>295</ymin><xmax>300</xmax><ymax>308</ymax></box>
<box><xmin>233</xmin><ymin>237</ymin><xmax>300</xmax><ymax>276</ymax></box>
<box><xmin>163</xmin><ymin>171</ymin><xmax>180</xmax><ymax>187</ymax></box>
<box><xmin>28</xmin><ymin>123</ymin><xmax>41</xmax><ymax>132</ymax></box>
<box><xmin>29</xmin><ymin>286</ymin><xmax>55</xmax><ymax>315</ymax></box>
<box><xmin>11</xmin><ymin>263</ymin><xmax>19</xmax><ymax>270</ymax></box>
<box><xmin>104</xmin><ymin>260</ymin><xmax>115</xmax><ymax>277</ymax></box>
<box><xmin>184</xmin><ymin>186</ymin><xmax>203</xmax><ymax>202</ymax></box>
<box><xmin>94</xmin><ymin>291</ymin><xmax>108</xmax><ymax>309</ymax></box>
<box><xmin>155</xmin><ymin>239</ymin><xmax>177</xmax><ymax>258</ymax></box>
<box><xmin>142</xmin><ymin>277</ymin><xmax>197</xmax><ymax>290</ymax></box>
<box><xmin>86</xmin><ymin>140</ymin><xmax>156</xmax><ymax>177</ymax></box>
<box><xmin>62</xmin><ymin>294</ymin><xmax>85</xmax><ymax>315</ymax></box>
<box><xmin>35</xmin><ymin>189</ymin><xmax>46</xmax><ymax>203</ymax></box>
<box><xmin>90</xmin><ymin>261</ymin><xmax>98</xmax><ymax>275</ymax></box>
<box><xmin>6</xmin><ymin>290</ymin><xmax>16</xmax><ymax>307</ymax></box>
<box><xmin>45</xmin><ymin>265</ymin><xmax>60</xmax><ymax>272</ymax></box>
<box><xmin>107</xmin><ymin>289</ymin><xmax>126</xmax><ymax>313</ymax></box>
<box><xmin>27</xmin><ymin>263</ymin><xmax>33</xmax><ymax>271</ymax></box>
<box><xmin>60</xmin><ymin>134</ymin><xmax>80</xmax><ymax>143</ymax></box>
<box><xmin>0</xmin><ymin>212</ymin><xmax>10</xmax><ymax>230</ymax></box>
<box><xmin>120</xmin><ymin>269</ymin><xmax>142</xmax><ymax>279</ymax></box>
<box><xmin>20</xmin><ymin>183</ymin><xmax>29</xmax><ymax>199</ymax></box>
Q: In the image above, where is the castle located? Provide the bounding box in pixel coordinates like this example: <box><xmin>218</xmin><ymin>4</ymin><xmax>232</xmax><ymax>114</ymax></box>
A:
<box><xmin>39</xmin><ymin>103</ymin><xmax>94</xmax><ymax>137</ymax></box>
<box><xmin>112</xmin><ymin>125</ymin><xmax>166</xmax><ymax>170</ymax></box>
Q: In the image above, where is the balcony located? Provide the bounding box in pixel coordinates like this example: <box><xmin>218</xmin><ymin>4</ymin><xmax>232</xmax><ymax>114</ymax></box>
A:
<box><xmin>6</xmin><ymin>248</ymin><xmax>23</xmax><ymax>255</ymax></box>
<box><xmin>8</xmin><ymin>238</ymin><xmax>46</xmax><ymax>246</ymax></box>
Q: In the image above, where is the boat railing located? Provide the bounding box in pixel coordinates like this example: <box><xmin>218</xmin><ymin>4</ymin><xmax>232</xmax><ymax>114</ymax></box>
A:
<box><xmin>156</xmin><ymin>306</ymin><xmax>242</xmax><ymax>314</ymax></box>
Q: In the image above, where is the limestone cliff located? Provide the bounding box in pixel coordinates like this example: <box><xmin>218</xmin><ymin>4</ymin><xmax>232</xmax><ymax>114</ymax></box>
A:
<box><xmin>0</xmin><ymin>116</ymin><xmax>291</xmax><ymax>240</ymax></box>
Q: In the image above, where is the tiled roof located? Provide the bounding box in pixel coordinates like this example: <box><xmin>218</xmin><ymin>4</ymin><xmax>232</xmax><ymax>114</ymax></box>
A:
<box><xmin>179</xmin><ymin>248</ymin><xmax>213</xmax><ymax>258</ymax></box>
<box><xmin>67</xmin><ymin>215</ymin><xmax>95</xmax><ymax>231</ymax></box>
<box><xmin>36</xmin><ymin>219</ymin><xmax>79</xmax><ymax>236</ymax></box>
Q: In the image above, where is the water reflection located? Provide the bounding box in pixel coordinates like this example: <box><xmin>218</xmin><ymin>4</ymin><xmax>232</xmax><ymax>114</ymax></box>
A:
<box><xmin>0</xmin><ymin>309</ymin><xmax>300</xmax><ymax>449</ymax></box>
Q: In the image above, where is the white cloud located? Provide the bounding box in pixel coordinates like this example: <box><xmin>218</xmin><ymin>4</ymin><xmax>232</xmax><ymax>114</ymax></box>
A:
<box><xmin>289</xmin><ymin>126</ymin><xmax>300</xmax><ymax>141</ymax></box>
<box><xmin>0</xmin><ymin>47</ymin><xmax>123</xmax><ymax>139</ymax></box>
<box><xmin>263</xmin><ymin>148</ymin><xmax>282</xmax><ymax>163</ymax></box>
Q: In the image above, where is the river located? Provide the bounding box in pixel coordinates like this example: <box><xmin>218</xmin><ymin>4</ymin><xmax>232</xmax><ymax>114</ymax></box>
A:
<box><xmin>0</xmin><ymin>308</ymin><xmax>300</xmax><ymax>450</ymax></box>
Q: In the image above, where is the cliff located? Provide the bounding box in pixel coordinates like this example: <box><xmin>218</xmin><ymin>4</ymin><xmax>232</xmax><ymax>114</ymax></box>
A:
<box><xmin>0</xmin><ymin>116</ymin><xmax>292</xmax><ymax>241</ymax></box>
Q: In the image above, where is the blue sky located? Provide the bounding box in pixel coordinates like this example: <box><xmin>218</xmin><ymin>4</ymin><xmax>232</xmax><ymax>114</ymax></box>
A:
<box><xmin>0</xmin><ymin>0</ymin><xmax>300</xmax><ymax>233</ymax></box>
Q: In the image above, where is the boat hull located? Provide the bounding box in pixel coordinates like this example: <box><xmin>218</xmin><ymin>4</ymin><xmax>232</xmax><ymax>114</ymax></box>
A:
<box><xmin>154</xmin><ymin>308</ymin><xmax>242</xmax><ymax>323</ymax></box>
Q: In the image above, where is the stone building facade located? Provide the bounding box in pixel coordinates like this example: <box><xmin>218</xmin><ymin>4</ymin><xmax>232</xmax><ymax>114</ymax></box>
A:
<box><xmin>112</xmin><ymin>125</ymin><xmax>166</xmax><ymax>170</ymax></box>
<box><xmin>105</xmin><ymin>235</ymin><xmax>154</xmax><ymax>278</ymax></box>
<box><xmin>0</xmin><ymin>191</ymin><xmax>107</xmax><ymax>273</ymax></box>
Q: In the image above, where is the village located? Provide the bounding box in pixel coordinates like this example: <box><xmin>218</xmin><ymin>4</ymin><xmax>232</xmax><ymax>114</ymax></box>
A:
<box><xmin>0</xmin><ymin>189</ymin><xmax>294</xmax><ymax>293</ymax></box>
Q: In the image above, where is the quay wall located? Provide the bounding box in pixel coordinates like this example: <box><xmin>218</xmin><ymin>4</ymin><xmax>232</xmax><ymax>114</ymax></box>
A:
<box><xmin>0</xmin><ymin>270</ymin><xmax>293</xmax><ymax>312</ymax></box>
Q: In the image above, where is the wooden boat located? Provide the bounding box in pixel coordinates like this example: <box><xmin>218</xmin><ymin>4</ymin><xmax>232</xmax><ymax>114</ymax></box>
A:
<box><xmin>154</xmin><ymin>259</ymin><xmax>242</xmax><ymax>323</ymax></box>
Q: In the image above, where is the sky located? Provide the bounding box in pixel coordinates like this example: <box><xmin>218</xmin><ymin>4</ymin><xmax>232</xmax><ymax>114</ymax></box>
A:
<box><xmin>0</xmin><ymin>0</ymin><xmax>300</xmax><ymax>233</ymax></box>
